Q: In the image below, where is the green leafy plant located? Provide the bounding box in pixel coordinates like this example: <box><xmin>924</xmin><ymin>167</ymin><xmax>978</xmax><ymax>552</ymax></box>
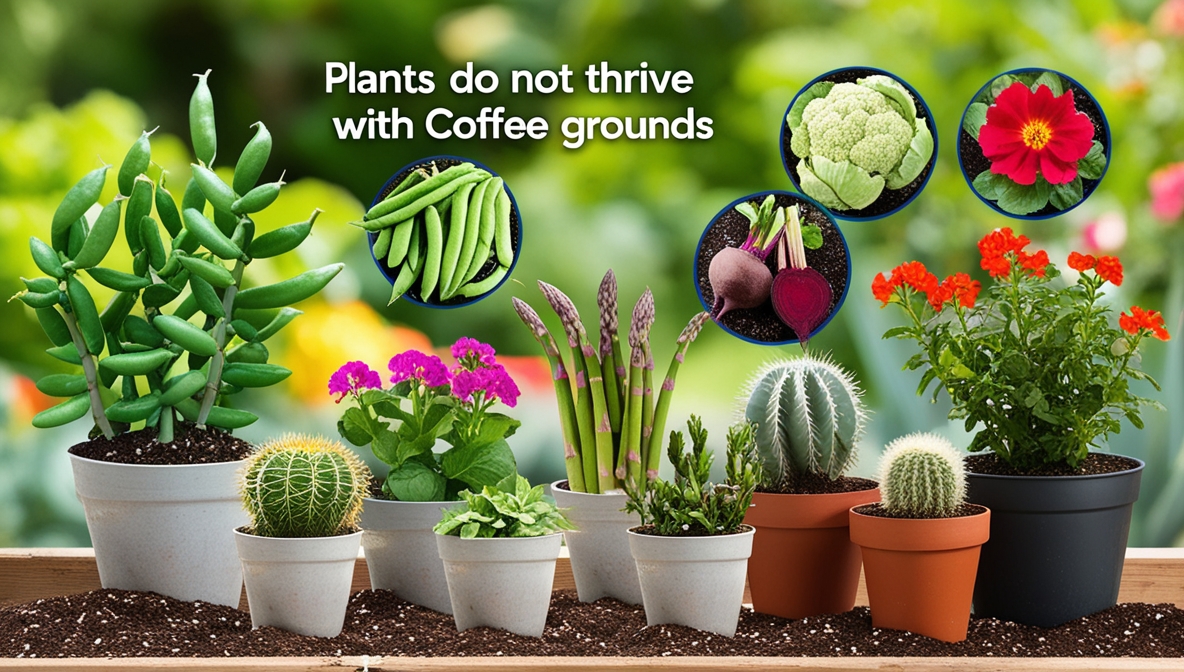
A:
<box><xmin>624</xmin><ymin>416</ymin><xmax>761</xmax><ymax>536</ymax></box>
<box><xmin>787</xmin><ymin>74</ymin><xmax>934</xmax><ymax>211</ymax></box>
<box><xmin>433</xmin><ymin>474</ymin><xmax>575</xmax><ymax>539</ymax></box>
<box><xmin>239</xmin><ymin>434</ymin><xmax>371</xmax><ymax>538</ymax></box>
<box><xmin>19</xmin><ymin>70</ymin><xmax>342</xmax><ymax>444</ymax></box>
<box><xmin>332</xmin><ymin>338</ymin><xmax>518</xmax><ymax>502</ymax></box>
<box><xmin>878</xmin><ymin>432</ymin><xmax>966</xmax><ymax>518</ymax></box>
<box><xmin>512</xmin><ymin>271</ymin><xmax>710</xmax><ymax>494</ymax></box>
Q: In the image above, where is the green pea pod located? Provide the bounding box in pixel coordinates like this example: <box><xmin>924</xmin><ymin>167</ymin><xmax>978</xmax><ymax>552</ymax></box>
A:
<box><xmin>99</xmin><ymin>290</ymin><xmax>138</xmax><ymax>333</ymax></box>
<box><xmin>141</xmin><ymin>283</ymin><xmax>181</xmax><ymax>308</ymax></box>
<box><xmin>388</xmin><ymin>242</ymin><xmax>425</xmax><ymax>306</ymax></box>
<box><xmin>16</xmin><ymin>291</ymin><xmax>59</xmax><ymax>309</ymax></box>
<box><xmin>66</xmin><ymin>217</ymin><xmax>87</xmax><ymax>260</ymax></box>
<box><xmin>420</xmin><ymin>205</ymin><xmax>444</xmax><ymax>300</ymax></box>
<box><xmin>65</xmin><ymin>275</ymin><xmax>105</xmax><ymax>356</ymax></box>
<box><xmin>159</xmin><ymin>370</ymin><xmax>208</xmax><ymax>407</ymax></box>
<box><xmin>73</xmin><ymin>199</ymin><xmax>124</xmax><ymax>269</ymax></box>
<box><xmin>190</xmin><ymin>70</ymin><xmax>217</xmax><ymax>166</ymax></box>
<box><xmin>30</xmin><ymin>237</ymin><xmax>65</xmax><ymax>279</ymax></box>
<box><xmin>233</xmin><ymin>121</ymin><xmax>272</xmax><ymax>194</ymax></box>
<box><xmin>249</xmin><ymin>209</ymin><xmax>319</xmax><ymax>259</ymax></box>
<box><xmin>438</xmin><ymin>182</ymin><xmax>474</xmax><ymax>295</ymax></box>
<box><xmin>153</xmin><ymin>314</ymin><xmax>217</xmax><ymax>357</ymax></box>
<box><xmin>386</xmin><ymin>218</ymin><xmax>414</xmax><ymax>268</ymax></box>
<box><xmin>229</xmin><ymin>319</ymin><xmax>257</xmax><ymax>341</ymax></box>
<box><xmin>52</xmin><ymin>166</ymin><xmax>108</xmax><ymax>252</ymax></box>
<box><xmin>359</xmin><ymin>169</ymin><xmax>489</xmax><ymax>231</ymax></box>
<box><xmin>22</xmin><ymin>277</ymin><xmax>58</xmax><ymax>293</ymax></box>
<box><xmin>231</xmin><ymin>177</ymin><xmax>283</xmax><ymax>215</ymax></box>
<box><xmin>32</xmin><ymin>393</ymin><xmax>90</xmax><ymax>429</ymax></box>
<box><xmin>182</xmin><ymin>207</ymin><xmax>243</xmax><ymax>260</ymax></box>
<box><xmin>105</xmin><ymin>392</ymin><xmax>162</xmax><ymax>424</ymax></box>
<box><xmin>234</xmin><ymin>263</ymin><xmax>344</xmax><ymax>309</ymax></box>
<box><xmin>407</xmin><ymin>217</ymin><xmax>424</xmax><ymax>274</ymax></box>
<box><xmin>204</xmin><ymin>405</ymin><xmax>258</xmax><ymax>429</ymax></box>
<box><xmin>155</xmin><ymin>176</ymin><xmax>184</xmax><ymax>238</ymax></box>
<box><xmin>36</xmin><ymin>307</ymin><xmax>71</xmax><ymax>347</ymax></box>
<box><xmin>252</xmin><ymin>307</ymin><xmax>301</xmax><ymax>342</ymax></box>
<box><xmin>460</xmin><ymin>176</ymin><xmax>502</xmax><ymax>287</ymax></box>
<box><xmin>231</xmin><ymin>217</ymin><xmax>255</xmax><ymax>251</ymax></box>
<box><xmin>124</xmin><ymin>315</ymin><xmax>165</xmax><ymax>348</ymax></box>
<box><xmin>46</xmin><ymin>344</ymin><xmax>81</xmax><ymax>365</ymax></box>
<box><xmin>493</xmin><ymin>184</ymin><xmax>513</xmax><ymax>265</ymax></box>
<box><xmin>177</xmin><ymin>255</ymin><xmax>235</xmax><ymax>288</ymax></box>
<box><xmin>118</xmin><ymin>129</ymin><xmax>154</xmax><ymax>197</ymax></box>
<box><xmin>448</xmin><ymin>178</ymin><xmax>492</xmax><ymax>297</ymax></box>
<box><xmin>86</xmin><ymin>268</ymin><xmax>150</xmax><ymax>292</ymax></box>
<box><xmin>141</xmin><ymin>216</ymin><xmax>167</xmax><ymax>271</ymax></box>
<box><xmin>188</xmin><ymin>274</ymin><xmax>225</xmax><ymax>318</ymax></box>
<box><xmin>181</xmin><ymin>176</ymin><xmax>206</xmax><ymax>215</ymax></box>
<box><xmin>372</xmin><ymin>226</ymin><xmax>393</xmax><ymax>260</ymax></box>
<box><xmin>36</xmin><ymin>373</ymin><xmax>88</xmax><ymax>398</ymax></box>
<box><xmin>457</xmin><ymin>265</ymin><xmax>510</xmax><ymax>299</ymax></box>
<box><xmin>124</xmin><ymin>175</ymin><xmax>154</xmax><ymax>255</ymax></box>
<box><xmin>173</xmin><ymin>293</ymin><xmax>199</xmax><ymax>321</ymax></box>
<box><xmin>365</xmin><ymin>163</ymin><xmax>476</xmax><ymax>220</ymax></box>
<box><xmin>191</xmin><ymin>163</ymin><xmax>236</xmax><ymax>213</ymax></box>
<box><xmin>227</xmin><ymin>341</ymin><xmax>269</xmax><ymax>364</ymax></box>
<box><xmin>100</xmin><ymin>349</ymin><xmax>173</xmax><ymax>376</ymax></box>
<box><xmin>221</xmin><ymin>362</ymin><xmax>291</xmax><ymax>388</ymax></box>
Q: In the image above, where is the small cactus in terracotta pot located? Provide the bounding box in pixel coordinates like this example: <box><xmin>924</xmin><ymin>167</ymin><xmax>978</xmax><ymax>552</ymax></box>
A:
<box><xmin>879</xmin><ymin>432</ymin><xmax>966</xmax><ymax>518</ymax></box>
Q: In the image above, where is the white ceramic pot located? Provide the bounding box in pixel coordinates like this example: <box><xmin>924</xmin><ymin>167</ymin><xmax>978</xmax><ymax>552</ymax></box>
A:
<box><xmin>359</xmin><ymin>497</ymin><xmax>463</xmax><ymax>613</ymax></box>
<box><xmin>628</xmin><ymin>525</ymin><xmax>755</xmax><ymax>637</ymax></box>
<box><xmin>550</xmin><ymin>480</ymin><xmax>643</xmax><ymax>605</ymax></box>
<box><xmin>234</xmin><ymin>529</ymin><xmax>362</xmax><ymax>638</ymax></box>
<box><xmin>69</xmin><ymin>453</ymin><xmax>247</xmax><ymax>607</ymax></box>
<box><xmin>436</xmin><ymin>532</ymin><xmax>563</xmax><ymax>637</ymax></box>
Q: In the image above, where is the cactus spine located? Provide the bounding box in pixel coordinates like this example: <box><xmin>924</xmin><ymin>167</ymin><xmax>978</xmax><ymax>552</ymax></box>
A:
<box><xmin>743</xmin><ymin>354</ymin><xmax>866</xmax><ymax>486</ymax></box>
<box><xmin>239</xmin><ymin>434</ymin><xmax>371</xmax><ymax>538</ymax></box>
<box><xmin>878</xmin><ymin>432</ymin><xmax>966</xmax><ymax>517</ymax></box>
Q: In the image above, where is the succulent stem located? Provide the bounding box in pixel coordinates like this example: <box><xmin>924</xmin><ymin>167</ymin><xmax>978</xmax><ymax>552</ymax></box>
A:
<box><xmin>197</xmin><ymin>258</ymin><xmax>244</xmax><ymax>428</ymax></box>
<box><xmin>61</xmin><ymin>306</ymin><xmax>115</xmax><ymax>439</ymax></box>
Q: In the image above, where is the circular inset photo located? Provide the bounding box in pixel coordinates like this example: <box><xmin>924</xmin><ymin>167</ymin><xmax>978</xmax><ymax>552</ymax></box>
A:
<box><xmin>959</xmin><ymin>68</ymin><xmax>1110</xmax><ymax>219</ymax></box>
<box><xmin>781</xmin><ymin>67</ymin><xmax>937</xmax><ymax>220</ymax></box>
<box><xmin>695</xmin><ymin>191</ymin><xmax>851</xmax><ymax>346</ymax></box>
<box><xmin>362</xmin><ymin>155</ymin><xmax>521</xmax><ymax>308</ymax></box>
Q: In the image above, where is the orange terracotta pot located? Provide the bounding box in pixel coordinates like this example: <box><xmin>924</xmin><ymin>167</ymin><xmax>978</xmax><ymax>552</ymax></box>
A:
<box><xmin>744</xmin><ymin>488</ymin><xmax>879</xmax><ymax>619</ymax></box>
<box><xmin>849</xmin><ymin>505</ymin><xmax>990</xmax><ymax>643</ymax></box>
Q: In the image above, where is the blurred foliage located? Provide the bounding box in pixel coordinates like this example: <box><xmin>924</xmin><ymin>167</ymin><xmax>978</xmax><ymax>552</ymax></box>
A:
<box><xmin>0</xmin><ymin>0</ymin><xmax>1181</xmax><ymax>545</ymax></box>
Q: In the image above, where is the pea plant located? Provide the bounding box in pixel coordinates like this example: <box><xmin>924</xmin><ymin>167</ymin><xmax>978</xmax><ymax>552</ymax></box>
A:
<box><xmin>19</xmin><ymin>70</ymin><xmax>342</xmax><ymax>444</ymax></box>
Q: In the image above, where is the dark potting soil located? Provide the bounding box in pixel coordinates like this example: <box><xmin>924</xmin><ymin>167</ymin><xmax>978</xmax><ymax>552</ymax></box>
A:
<box><xmin>965</xmin><ymin>452</ymin><xmax>1140</xmax><ymax>477</ymax></box>
<box><xmin>781</xmin><ymin>68</ymin><xmax>937</xmax><ymax>219</ymax></box>
<box><xmin>4</xmin><ymin>589</ymin><xmax>1183</xmax><ymax>659</ymax></box>
<box><xmin>368</xmin><ymin>156</ymin><xmax>520</xmax><ymax>306</ymax></box>
<box><xmin>67</xmin><ymin>423</ymin><xmax>251</xmax><ymax>465</ymax></box>
<box><xmin>853</xmin><ymin>502</ymin><xmax>986</xmax><ymax>520</ymax></box>
<box><xmin>757</xmin><ymin>474</ymin><xmax>877</xmax><ymax>496</ymax></box>
<box><xmin>959</xmin><ymin>72</ymin><xmax>1107</xmax><ymax>217</ymax></box>
<box><xmin>629</xmin><ymin>524</ymin><xmax>752</xmax><ymax>538</ymax></box>
<box><xmin>696</xmin><ymin>193</ymin><xmax>848</xmax><ymax>344</ymax></box>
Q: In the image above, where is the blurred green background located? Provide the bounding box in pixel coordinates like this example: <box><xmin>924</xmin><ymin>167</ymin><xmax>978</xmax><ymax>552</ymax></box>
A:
<box><xmin>1</xmin><ymin>0</ymin><xmax>1182</xmax><ymax>547</ymax></box>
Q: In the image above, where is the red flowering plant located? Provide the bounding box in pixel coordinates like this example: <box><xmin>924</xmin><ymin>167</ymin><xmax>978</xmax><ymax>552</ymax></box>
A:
<box><xmin>874</xmin><ymin>228</ymin><xmax>1170</xmax><ymax>471</ymax></box>
<box><xmin>962</xmin><ymin>71</ymin><xmax>1107</xmax><ymax>216</ymax></box>
<box><xmin>329</xmin><ymin>337</ymin><xmax>519</xmax><ymax>501</ymax></box>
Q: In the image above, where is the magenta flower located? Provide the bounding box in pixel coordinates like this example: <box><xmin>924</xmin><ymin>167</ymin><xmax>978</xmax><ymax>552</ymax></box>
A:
<box><xmin>328</xmin><ymin>361</ymin><xmax>383</xmax><ymax>403</ymax></box>
<box><xmin>1150</xmin><ymin>162</ymin><xmax>1184</xmax><ymax>223</ymax></box>
<box><xmin>451</xmin><ymin>337</ymin><xmax>498</xmax><ymax>368</ymax></box>
<box><xmin>388</xmin><ymin>350</ymin><xmax>451</xmax><ymax>388</ymax></box>
<box><xmin>452</xmin><ymin>363</ymin><xmax>520</xmax><ymax>408</ymax></box>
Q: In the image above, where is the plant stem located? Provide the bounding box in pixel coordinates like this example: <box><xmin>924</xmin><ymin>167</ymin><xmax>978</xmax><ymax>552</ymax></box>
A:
<box><xmin>61</xmin><ymin>307</ymin><xmax>114</xmax><ymax>439</ymax></box>
<box><xmin>598</xmin><ymin>270</ymin><xmax>624</xmax><ymax>435</ymax></box>
<box><xmin>197</xmin><ymin>259</ymin><xmax>244</xmax><ymax>429</ymax></box>
<box><xmin>159</xmin><ymin>406</ymin><xmax>174</xmax><ymax>443</ymax></box>
<box><xmin>639</xmin><ymin>340</ymin><xmax>654</xmax><ymax>485</ymax></box>
<box><xmin>645</xmin><ymin>312</ymin><xmax>709</xmax><ymax>481</ymax></box>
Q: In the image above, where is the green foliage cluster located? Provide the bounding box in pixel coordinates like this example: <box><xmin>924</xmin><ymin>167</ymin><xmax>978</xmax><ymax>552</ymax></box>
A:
<box><xmin>433</xmin><ymin>474</ymin><xmax>575</xmax><ymax>539</ymax></box>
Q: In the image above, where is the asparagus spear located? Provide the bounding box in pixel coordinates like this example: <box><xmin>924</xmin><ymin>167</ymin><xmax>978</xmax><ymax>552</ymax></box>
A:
<box><xmin>645</xmin><ymin>311</ymin><xmax>710</xmax><ymax>480</ymax></box>
<box><xmin>621</xmin><ymin>289</ymin><xmax>654</xmax><ymax>489</ymax></box>
<box><xmin>597</xmin><ymin>270</ymin><xmax>624</xmax><ymax>436</ymax></box>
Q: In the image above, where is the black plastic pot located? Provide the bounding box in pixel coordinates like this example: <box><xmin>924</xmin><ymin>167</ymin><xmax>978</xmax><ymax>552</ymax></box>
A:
<box><xmin>965</xmin><ymin>456</ymin><xmax>1143</xmax><ymax>627</ymax></box>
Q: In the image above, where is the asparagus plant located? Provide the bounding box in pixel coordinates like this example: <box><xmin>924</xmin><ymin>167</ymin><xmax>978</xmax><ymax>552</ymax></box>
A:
<box><xmin>19</xmin><ymin>70</ymin><xmax>342</xmax><ymax>445</ymax></box>
<box><xmin>512</xmin><ymin>270</ymin><xmax>709</xmax><ymax>493</ymax></box>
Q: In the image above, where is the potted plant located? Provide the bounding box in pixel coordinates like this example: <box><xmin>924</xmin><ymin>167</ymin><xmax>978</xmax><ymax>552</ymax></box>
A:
<box><xmin>331</xmin><ymin>337</ymin><xmax>519</xmax><ymax>614</ymax></box>
<box><xmin>433</xmin><ymin>474</ymin><xmax>574</xmax><ymax>637</ymax></box>
<box><xmin>234</xmin><ymin>434</ymin><xmax>370</xmax><ymax>637</ymax></box>
<box><xmin>624</xmin><ymin>416</ymin><xmax>760</xmax><ymax>638</ymax></box>
<box><xmin>874</xmin><ymin>228</ymin><xmax>1171</xmax><ymax>626</ymax></box>
<box><xmin>18</xmin><ymin>70</ymin><xmax>341</xmax><ymax>607</ymax></box>
<box><xmin>511</xmin><ymin>269</ymin><xmax>709</xmax><ymax>605</ymax></box>
<box><xmin>849</xmin><ymin>432</ymin><xmax>990</xmax><ymax>643</ymax></box>
<box><xmin>739</xmin><ymin>355</ymin><xmax>878</xmax><ymax>619</ymax></box>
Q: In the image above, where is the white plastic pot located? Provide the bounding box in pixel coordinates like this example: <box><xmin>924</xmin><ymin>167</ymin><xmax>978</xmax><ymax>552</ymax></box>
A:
<box><xmin>234</xmin><ymin>529</ymin><xmax>362</xmax><ymax>638</ymax></box>
<box><xmin>628</xmin><ymin>525</ymin><xmax>755</xmax><ymax>637</ymax></box>
<box><xmin>550</xmin><ymin>480</ymin><xmax>643</xmax><ymax>605</ymax></box>
<box><xmin>359</xmin><ymin>497</ymin><xmax>463</xmax><ymax>614</ymax></box>
<box><xmin>436</xmin><ymin>532</ymin><xmax>563</xmax><ymax>637</ymax></box>
<box><xmin>69</xmin><ymin>453</ymin><xmax>247</xmax><ymax>607</ymax></box>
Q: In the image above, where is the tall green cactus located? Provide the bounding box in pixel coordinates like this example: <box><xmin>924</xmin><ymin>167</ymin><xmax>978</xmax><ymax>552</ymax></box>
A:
<box><xmin>239</xmin><ymin>434</ymin><xmax>371</xmax><ymax>538</ymax></box>
<box><xmin>878</xmin><ymin>432</ymin><xmax>966</xmax><ymax>517</ymax></box>
<box><xmin>743</xmin><ymin>354</ymin><xmax>867</xmax><ymax>486</ymax></box>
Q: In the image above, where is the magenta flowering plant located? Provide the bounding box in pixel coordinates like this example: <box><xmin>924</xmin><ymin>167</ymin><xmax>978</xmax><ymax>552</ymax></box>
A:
<box><xmin>331</xmin><ymin>338</ymin><xmax>518</xmax><ymax>502</ymax></box>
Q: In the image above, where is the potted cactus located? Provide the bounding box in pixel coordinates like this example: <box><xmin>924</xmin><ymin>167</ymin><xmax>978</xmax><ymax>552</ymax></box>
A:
<box><xmin>849</xmin><ymin>433</ymin><xmax>990</xmax><ymax>643</ymax></box>
<box><xmin>740</xmin><ymin>355</ymin><xmax>878</xmax><ymax>619</ymax></box>
<box><xmin>624</xmin><ymin>416</ymin><xmax>760</xmax><ymax>637</ymax></box>
<box><xmin>235</xmin><ymin>435</ymin><xmax>371</xmax><ymax>637</ymax></box>
<box><xmin>17</xmin><ymin>70</ymin><xmax>341</xmax><ymax>607</ymax></box>
<box><xmin>512</xmin><ymin>270</ymin><xmax>709</xmax><ymax>606</ymax></box>
<box><xmin>433</xmin><ymin>474</ymin><xmax>574</xmax><ymax>637</ymax></box>
<box><xmin>331</xmin><ymin>337</ymin><xmax>520</xmax><ymax>614</ymax></box>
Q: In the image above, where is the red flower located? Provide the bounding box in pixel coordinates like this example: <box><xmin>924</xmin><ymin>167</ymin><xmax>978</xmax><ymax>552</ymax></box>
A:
<box><xmin>977</xmin><ymin>82</ymin><xmax>1096</xmax><ymax>186</ymax></box>
<box><xmin>1120</xmin><ymin>306</ymin><xmax>1171</xmax><ymax>341</ymax></box>
<box><xmin>929</xmin><ymin>273</ymin><xmax>981</xmax><ymax>310</ymax></box>
<box><xmin>978</xmin><ymin>227</ymin><xmax>1032</xmax><ymax>278</ymax></box>
<box><xmin>1095</xmin><ymin>256</ymin><xmax>1124</xmax><ymax>286</ymax></box>
<box><xmin>1067</xmin><ymin>252</ymin><xmax>1096</xmax><ymax>272</ymax></box>
<box><xmin>872</xmin><ymin>262</ymin><xmax>938</xmax><ymax>307</ymax></box>
<box><xmin>1018</xmin><ymin>249</ymin><xmax>1050</xmax><ymax>278</ymax></box>
<box><xmin>872</xmin><ymin>273</ymin><xmax>895</xmax><ymax>306</ymax></box>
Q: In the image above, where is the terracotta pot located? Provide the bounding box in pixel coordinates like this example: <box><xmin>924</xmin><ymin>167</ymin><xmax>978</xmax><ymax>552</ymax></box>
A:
<box><xmin>849</xmin><ymin>505</ymin><xmax>990</xmax><ymax>643</ymax></box>
<box><xmin>744</xmin><ymin>487</ymin><xmax>879</xmax><ymax>619</ymax></box>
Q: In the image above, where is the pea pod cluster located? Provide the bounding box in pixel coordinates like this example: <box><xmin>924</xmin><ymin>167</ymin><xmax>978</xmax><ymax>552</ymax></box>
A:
<box><xmin>355</xmin><ymin>161</ymin><xmax>516</xmax><ymax>305</ymax></box>
<box><xmin>19</xmin><ymin>70</ymin><xmax>342</xmax><ymax>445</ymax></box>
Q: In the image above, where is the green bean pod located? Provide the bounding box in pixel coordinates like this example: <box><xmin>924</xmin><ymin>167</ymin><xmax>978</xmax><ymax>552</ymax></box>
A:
<box><xmin>30</xmin><ymin>237</ymin><xmax>65</xmax><ymax>279</ymax></box>
<box><xmin>386</xmin><ymin>218</ymin><xmax>414</xmax><ymax>268</ymax></box>
<box><xmin>447</xmin><ymin>178</ymin><xmax>491</xmax><ymax>298</ymax></box>
<box><xmin>248</xmin><ymin>209</ymin><xmax>319</xmax><ymax>259</ymax></box>
<box><xmin>99</xmin><ymin>290</ymin><xmax>138</xmax><ymax>333</ymax></box>
<box><xmin>182</xmin><ymin>208</ymin><xmax>243</xmax><ymax>260</ymax></box>
<box><xmin>105</xmin><ymin>393</ymin><xmax>162</xmax><ymax>423</ymax></box>
<box><xmin>153</xmin><ymin>314</ymin><xmax>217</xmax><ymax>357</ymax></box>
<box><xmin>387</xmin><ymin>169</ymin><xmax>426</xmax><ymax>199</ymax></box>
<box><xmin>387</xmin><ymin>244</ymin><xmax>423</xmax><ymax>306</ymax></box>
<box><xmin>233</xmin><ymin>263</ymin><xmax>344</xmax><ymax>309</ymax></box>
<box><xmin>359</xmin><ymin>169</ymin><xmax>488</xmax><ymax>231</ymax></box>
<box><xmin>73</xmin><ymin>199</ymin><xmax>123</xmax><ymax>269</ymax></box>
<box><xmin>36</xmin><ymin>373</ymin><xmax>88</xmax><ymax>398</ymax></box>
<box><xmin>155</xmin><ymin>177</ymin><xmax>184</xmax><ymax>238</ymax></box>
<box><xmin>159</xmin><ymin>370</ymin><xmax>207</xmax><ymax>407</ymax></box>
<box><xmin>124</xmin><ymin>315</ymin><xmax>165</xmax><ymax>348</ymax></box>
<box><xmin>118</xmin><ymin>129</ymin><xmax>154</xmax><ymax>197</ymax></box>
<box><xmin>141</xmin><ymin>216</ymin><xmax>167</xmax><ymax>271</ymax></box>
<box><xmin>188</xmin><ymin>274</ymin><xmax>225</xmax><ymax>318</ymax></box>
<box><xmin>494</xmin><ymin>184</ymin><xmax>513</xmax><ymax>265</ymax></box>
<box><xmin>365</xmin><ymin>163</ymin><xmax>475</xmax><ymax>220</ymax></box>
<box><xmin>230</xmin><ymin>177</ymin><xmax>283</xmax><ymax>215</ymax></box>
<box><xmin>190</xmin><ymin>70</ymin><xmax>217</xmax><ymax>166</ymax></box>
<box><xmin>406</xmin><ymin>216</ymin><xmax>424</xmax><ymax>275</ymax></box>
<box><xmin>52</xmin><ymin>166</ymin><xmax>108</xmax><ymax>252</ymax></box>
<box><xmin>233</xmin><ymin>121</ymin><xmax>272</xmax><ymax>195</ymax></box>
<box><xmin>372</xmin><ymin>226</ymin><xmax>393</xmax><ymax>260</ymax></box>
<box><xmin>221</xmin><ymin>363</ymin><xmax>291</xmax><ymax>387</ymax></box>
<box><xmin>438</xmin><ymin>182</ymin><xmax>475</xmax><ymax>296</ymax></box>
<box><xmin>17</xmin><ymin>291</ymin><xmax>59</xmax><ymax>309</ymax></box>
<box><xmin>65</xmin><ymin>275</ymin><xmax>105</xmax><ymax>356</ymax></box>
<box><xmin>419</xmin><ymin>205</ymin><xmax>444</xmax><ymax>300</ymax></box>
<box><xmin>461</xmin><ymin>177</ymin><xmax>502</xmax><ymax>287</ymax></box>
<box><xmin>86</xmin><ymin>268</ymin><xmax>150</xmax><ymax>292</ymax></box>
<box><xmin>32</xmin><ymin>393</ymin><xmax>90</xmax><ymax>429</ymax></box>
<box><xmin>100</xmin><ymin>349</ymin><xmax>173</xmax><ymax>376</ymax></box>
<box><xmin>191</xmin><ymin>164</ymin><xmax>236</xmax><ymax>214</ymax></box>
<box><xmin>457</xmin><ymin>265</ymin><xmax>509</xmax><ymax>299</ymax></box>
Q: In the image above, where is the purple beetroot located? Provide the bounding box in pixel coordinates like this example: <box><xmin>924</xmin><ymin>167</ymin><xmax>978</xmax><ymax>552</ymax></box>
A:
<box><xmin>708</xmin><ymin>195</ymin><xmax>783</xmax><ymax>319</ymax></box>
<box><xmin>771</xmin><ymin>205</ymin><xmax>831</xmax><ymax>349</ymax></box>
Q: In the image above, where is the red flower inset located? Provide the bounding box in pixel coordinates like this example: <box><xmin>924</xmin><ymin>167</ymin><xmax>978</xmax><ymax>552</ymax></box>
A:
<box><xmin>1120</xmin><ymin>306</ymin><xmax>1170</xmax><ymax>341</ymax></box>
<box><xmin>977</xmin><ymin>82</ymin><xmax>1095</xmax><ymax>186</ymax></box>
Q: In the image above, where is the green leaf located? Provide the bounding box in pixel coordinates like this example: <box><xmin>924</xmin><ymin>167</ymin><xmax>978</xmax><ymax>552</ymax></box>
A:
<box><xmin>1049</xmin><ymin>177</ymin><xmax>1084</xmax><ymax>211</ymax></box>
<box><xmin>806</xmin><ymin>155</ymin><xmax>885</xmax><ymax>210</ymax></box>
<box><xmin>988</xmin><ymin>74</ymin><xmax>1018</xmax><ymax>102</ymax></box>
<box><xmin>385</xmin><ymin>461</ymin><xmax>447</xmax><ymax>502</ymax></box>
<box><xmin>440</xmin><ymin>438</ymin><xmax>517</xmax><ymax>490</ymax></box>
<box><xmin>372</xmin><ymin>429</ymin><xmax>403</xmax><ymax>464</ymax></box>
<box><xmin>795</xmin><ymin>159</ymin><xmax>846</xmax><ymax>211</ymax></box>
<box><xmin>973</xmin><ymin>170</ymin><xmax>1007</xmax><ymax>200</ymax></box>
<box><xmin>995</xmin><ymin>177</ymin><xmax>1051</xmax><ymax>215</ymax></box>
<box><xmin>339</xmin><ymin>406</ymin><xmax>377</xmax><ymax>446</ymax></box>
<box><xmin>885</xmin><ymin>117</ymin><xmax>933</xmax><ymax>189</ymax></box>
<box><xmin>800</xmin><ymin>224</ymin><xmax>823</xmax><ymax>250</ymax></box>
<box><xmin>1032</xmin><ymin>71</ymin><xmax>1065</xmax><ymax>97</ymax></box>
<box><xmin>858</xmin><ymin>74</ymin><xmax>916</xmax><ymax>120</ymax></box>
<box><xmin>734</xmin><ymin>201</ymin><xmax>758</xmax><ymax>224</ymax></box>
<box><xmin>786</xmin><ymin>80</ymin><xmax>834</xmax><ymax>132</ymax></box>
<box><xmin>1077</xmin><ymin>141</ymin><xmax>1107</xmax><ymax>181</ymax></box>
<box><xmin>962</xmin><ymin>102</ymin><xmax>989</xmax><ymax>140</ymax></box>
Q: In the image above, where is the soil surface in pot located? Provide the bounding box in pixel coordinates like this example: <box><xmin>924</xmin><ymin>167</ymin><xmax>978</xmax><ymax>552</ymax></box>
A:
<box><xmin>5</xmin><ymin>589</ymin><xmax>1181</xmax><ymax>658</ymax></box>
<box><xmin>758</xmin><ymin>474</ymin><xmax>877</xmax><ymax>495</ymax></box>
<box><xmin>966</xmin><ymin>453</ymin><xmax>1140</xmax><ymax>477</ymax></box>
<box><xmin>854</xmin><ymin>503</ymin><xmax>986</xmax><ymax>519</ymax></box>
<box><xmin>68</xmin><ymin>423</ymin><xmax>251</xmax><ymax>465</ymax></box>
